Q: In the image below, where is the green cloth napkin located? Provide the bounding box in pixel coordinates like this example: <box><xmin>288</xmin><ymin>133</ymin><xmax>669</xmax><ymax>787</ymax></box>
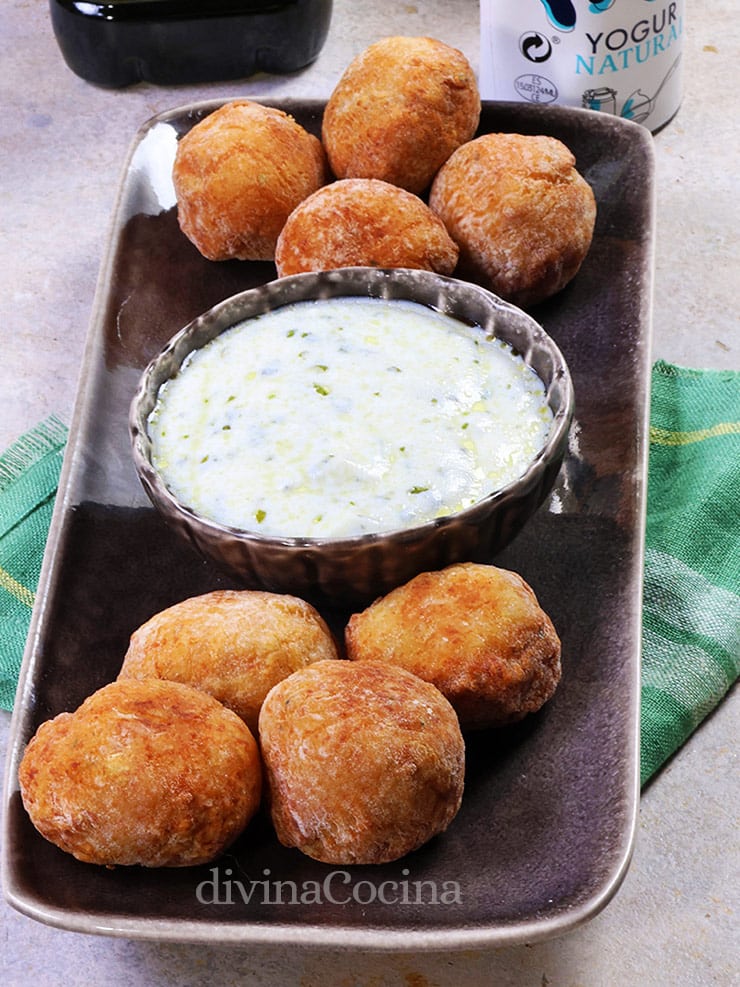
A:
<box><xmin>1</xmin><ymin>367</ymin><xmax>738</xmax><ymax>785</ymax></box>
<box><xmin>641</xmin><ymin>361</ymin><xmax>740</xmax><ymax>784</ymax></box>
<box><xmin>0</xmin><ymin>416</ymin><xmax>68</xmax><ymax>711</ymax></box>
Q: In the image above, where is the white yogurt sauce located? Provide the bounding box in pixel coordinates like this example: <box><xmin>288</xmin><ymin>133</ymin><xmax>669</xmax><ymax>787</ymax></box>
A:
<box><xmin>148</xmin><ymin>297</ymin><xmax>553</xmax><ymax>538</ymax></box>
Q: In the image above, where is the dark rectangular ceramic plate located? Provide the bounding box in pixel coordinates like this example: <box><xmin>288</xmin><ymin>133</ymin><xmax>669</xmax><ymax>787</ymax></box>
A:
<box><xmin>2</xmin><ymin>100</ymin><xmax>653</xmax><ymax>949</ymax></box>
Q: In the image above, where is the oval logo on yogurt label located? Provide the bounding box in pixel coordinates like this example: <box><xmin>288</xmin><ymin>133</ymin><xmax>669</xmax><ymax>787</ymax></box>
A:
<box><xmin>514</xmin><ymin>74</ymin><xmax>559</xmax><ymax>103</ymax></box>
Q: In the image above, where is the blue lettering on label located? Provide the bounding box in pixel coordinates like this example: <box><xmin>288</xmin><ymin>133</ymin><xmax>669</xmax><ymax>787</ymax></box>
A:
<box><xmin>576</xmin><ymin>16</ymin><xmax>681</xmax><ymax>76</ymax></box>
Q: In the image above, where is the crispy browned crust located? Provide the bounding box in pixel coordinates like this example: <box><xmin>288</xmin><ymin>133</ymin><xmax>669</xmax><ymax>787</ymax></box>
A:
<box><xmin>345</xmin><ymin>562</ymin><xmax>562</xmax><ymax>730</ymax></box>
<box><xmin>258</xmin><ymin>660</ymin><xmax>464</xmax><ymax>864</ymax></box>
<box><xmin>172</xmin><ymin>99</ymin><xmax>329</xmax><ymax>261</ymax></box>
<box><xmin>118</xmin><ymin>589</ymin><xmax>339</xmax><ymax>735</ymax></box>
<box><xmin>275</xmin><ymin>178</ymin><xmax>459</xmax><ymax>276</ymax></box>
<box><xmin>18</xmin><ymin>679</ymin><xmax>262</xmax><ymax>867</ymax></box>
<box><xmin>429</xmin><ymin>133</ymin><xmax>597</xmax><ymax>306</ymax></box>
<box><xmin>322</xmin><ymin>36</ymin><xmax>480</xmax><ymax>195</ymax></box>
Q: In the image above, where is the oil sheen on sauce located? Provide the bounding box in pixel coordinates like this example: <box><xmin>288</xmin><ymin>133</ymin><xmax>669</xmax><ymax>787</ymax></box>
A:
<box><xmin>147</xmin><ymin>297</ymin><xmax>553</xmax><ymax>538</ymax></box>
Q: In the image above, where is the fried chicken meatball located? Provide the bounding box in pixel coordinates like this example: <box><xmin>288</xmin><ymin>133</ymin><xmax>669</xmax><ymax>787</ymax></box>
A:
<box><xmin>18</xmin><ymin>679</ymin><xmax>262</xmax><ymax>867</ymax></box>
<box><xmin>172</xmin><ymin>99</ymin><xmax>328</xmax><ymax>261</ymax></box>
<box><xmin>322</xmin><ymin>36</ymin><xmax>480</xmax><ymax>195</ymax></box>
<box><xmin>346</xmin><ymin>562</ymin><xmax>561</xmax><ymax>730</ymax></box>
<box><xmin>258</xmin><ymin>660</ymin><xmax>464</xmax><ymax>864</ymax></box>
<box><xmin>429</xmin><ymin>133</ymin><xmax>597</xmax><ymax>307</ymax></box>
<box><xmin>118</xmin><ymin>589</ymin><xmax>339</xmax><ymax>735</ymax></box>
<box><xmin>274</xmin><ymin>178</ymin><xmax>459</xmax><ymax>276</ymax></box>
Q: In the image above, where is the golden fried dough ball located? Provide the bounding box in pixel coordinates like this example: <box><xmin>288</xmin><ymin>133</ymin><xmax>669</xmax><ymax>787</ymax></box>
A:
<box><xmin>118</xmin><ymin>589</ymin><xmax>339</xmax><ymax>735</ymax></box>
<box><xmin>429</xmin><ymin>133</ymin><xmax>597</xmax><ymax>307</ymax></box>
<box><xmin>346</xmin><ymin>562</ymin><xmax>561</xmax><ymax>730</ymax></box>
<box><xmin>259</xmin><ymin>660</ymin><xmax>464</xmax><ymax>864</ymax></box>
<box><xmin>18</xmin><ymin>679</ymin><xmax>261</xmax><ymax>867</ymax></box>
<box><xmin>172</xmin><ymin>99</ymin><xmax>328</xmax><ymax>261</ymax></box>
<box><xmin>274</xmin><ymin>178</ymin><xmax>459</xmax><ymax>277</ymax></box>
<box><xmin>322</xmin><ymin>36</ymin><xmax>480</xmax><ymax>195</ymax></box>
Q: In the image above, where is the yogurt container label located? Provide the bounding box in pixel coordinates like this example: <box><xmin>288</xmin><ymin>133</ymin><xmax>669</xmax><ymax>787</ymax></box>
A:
<box><xmin>480</xmin><ymin>0</ymin><xmax>684</xmax><ymax>131</ymax></box>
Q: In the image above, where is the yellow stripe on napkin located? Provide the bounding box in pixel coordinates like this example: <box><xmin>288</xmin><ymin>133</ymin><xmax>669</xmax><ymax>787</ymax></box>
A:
<box><xmin>649</xmin><ymin>420</ymin><xmax>740</xmax><ymax>446</ymax></box>
<box><xmin>0</xmin><ymin>566</ymin><xmax>35</xmax><ymax>609</ymax></box>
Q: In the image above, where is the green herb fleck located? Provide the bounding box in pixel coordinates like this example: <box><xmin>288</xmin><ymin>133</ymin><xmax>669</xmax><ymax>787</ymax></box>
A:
<box><xmin>200</xmin><ymin>454</ymin><xmax>209</xmax><ymax>464</ymax></box>
<box><xmin>313</xmin><ymin>383</ymin><xmax>330</xmax><ymax>396</ymax></box>
<box><xmin>409</xmin><ymin>485</ymin><xmax>429</xmax><ymax>495</ymax></box>
<box><xmin>255</xmin><ymin>509</ymin><xmax>266</xmax><ymax>523</ymax></box>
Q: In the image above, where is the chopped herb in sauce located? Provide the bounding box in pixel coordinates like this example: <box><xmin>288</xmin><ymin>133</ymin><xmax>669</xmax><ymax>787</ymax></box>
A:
<box><xmin>148</xmin><ymin>297</ymin><xmax>552</xmax><ymax>539</ymax></box>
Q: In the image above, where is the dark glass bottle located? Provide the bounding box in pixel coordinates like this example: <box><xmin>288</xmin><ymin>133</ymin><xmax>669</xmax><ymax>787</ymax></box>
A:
<box><xmin>49</xmin><ymin>0</ymin><xmax>333</xmax><ymax>88</ymax></box>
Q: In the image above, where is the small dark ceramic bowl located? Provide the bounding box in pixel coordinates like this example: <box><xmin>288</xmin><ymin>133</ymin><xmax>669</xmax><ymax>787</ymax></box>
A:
<box><xmin>130</xmin><ymin>268</ymin><xmax>574</xmax><ymax>611</ymax></box>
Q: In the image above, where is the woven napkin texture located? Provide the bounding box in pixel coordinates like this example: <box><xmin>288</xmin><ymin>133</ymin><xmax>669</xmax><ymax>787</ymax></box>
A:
<box><xmin>0</xmin><ymin>365</ymin><xmax>738</xmax><ymax>785</ymax></box>
<box><xmin>0</xmin><ymin>416</ymin><xmax>68</xmax><ymax>710</ymax></box>
<box><xmin>641</xmin><ymin>361</ymin><xmax>740</xmax><ymax>784</ymax></box>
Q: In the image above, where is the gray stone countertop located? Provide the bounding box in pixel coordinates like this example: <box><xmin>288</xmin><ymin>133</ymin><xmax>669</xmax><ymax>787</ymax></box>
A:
<box><xmin>1</xmin><ymin>1</ymin><xmax>737</xmax><ymax>984</ymax></box>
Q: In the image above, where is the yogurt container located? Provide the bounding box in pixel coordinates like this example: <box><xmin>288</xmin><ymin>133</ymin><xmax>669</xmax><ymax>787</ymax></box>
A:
<box><xmin>480</xmin><ymin>0</ymin><xmax>684</xmax><ymax>132</ymax></box>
